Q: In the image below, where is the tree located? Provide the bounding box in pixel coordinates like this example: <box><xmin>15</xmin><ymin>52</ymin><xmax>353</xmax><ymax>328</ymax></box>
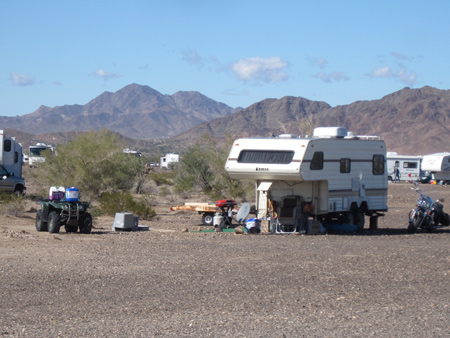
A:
<box><xmin>175</xmin><ymin>134</ymin><xmax>253</xmax><ymax>200</ymax></box>
<box><xmin>34</xmin><ymin>130</ymin><xmax>142</xmax><ymax>201</ymax></box>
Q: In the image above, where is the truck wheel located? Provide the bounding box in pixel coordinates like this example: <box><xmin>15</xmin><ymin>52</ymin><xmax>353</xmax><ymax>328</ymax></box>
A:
<box><xmin>35</xmin><ymin>210</ymin><xmax>48</xmax><ymax>232</ymax></box>
<box><xmin>14</xmin><ymin>186</ymin><xmax>24</xmax><ymax>197</ymax></box>
<box><xmin>48</xmin><ymin>211</ymin><xmax>61</xmax><ymax>233</ymax></box>
<box><xmin>79</xmin><ymin>214</ymin><xmax>92</xmax><ymax>234</ymax></box>
<box><xmin>354</xmin><ymin>208</ymin><xmax>365</xmax><ymax>232</ymax></box>
<box><xmin>202</xmin><ymin>213</ymin><xmax>214</xmax><ymax>226</ymax></box>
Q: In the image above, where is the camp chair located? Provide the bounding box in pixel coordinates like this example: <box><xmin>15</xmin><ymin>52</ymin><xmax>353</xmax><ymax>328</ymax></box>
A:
<box><xmin>275</xmin><ymin>196</ymin><xmax>302</xmax><ymax>233</ymax></box>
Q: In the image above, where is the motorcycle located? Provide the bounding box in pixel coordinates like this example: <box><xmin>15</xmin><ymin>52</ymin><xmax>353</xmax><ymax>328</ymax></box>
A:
<box><xmin>408</xmin><ymin>188</ymin><xmax>450</xmax><ymax>233</ymax></box>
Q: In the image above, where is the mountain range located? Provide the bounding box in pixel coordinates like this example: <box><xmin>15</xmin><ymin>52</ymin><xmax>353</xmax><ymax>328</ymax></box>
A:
<box><xmin>2</xmin><ymin>84</ymin><xmax>450</xmax><ymax>156</ymax></box>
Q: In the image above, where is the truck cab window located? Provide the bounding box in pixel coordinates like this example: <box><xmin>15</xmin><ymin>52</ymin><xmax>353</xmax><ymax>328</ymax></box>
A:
<box><xmin>4</xmin><ymin>140</ymin><xmax>11</xmax><ymax>152</ymax></box>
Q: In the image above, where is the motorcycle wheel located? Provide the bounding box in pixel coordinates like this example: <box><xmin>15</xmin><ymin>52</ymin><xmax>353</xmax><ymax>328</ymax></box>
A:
<box><xmin>408</xmin><ymin>211</ymin><xmax>422</xmax><ymax>233</ymax></box>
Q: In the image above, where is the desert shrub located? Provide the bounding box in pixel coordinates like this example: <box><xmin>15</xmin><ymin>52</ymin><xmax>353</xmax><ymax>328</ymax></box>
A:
<box><xmin>0</xmin><ymin>193</ymin><xmax>26</xmax><ymax>217</ymax></box>
<box><xmin>98</xmin><ymin>191</ymin><xmax>155</xmax><ymax>220</ymax></box>
<box><xmin>33</xmin><ymin>130</ymin><xmax>143</xmax><ymax>202</ymax></box>
<box><xmin>174</xmin><ymin>134</ymin><xmax>254</xmax><ymax>201</ymax></box>
<box><xmin>148</xmin><ymin>171</ymin><xmax>174</xmax><ymax>186</ymax></box>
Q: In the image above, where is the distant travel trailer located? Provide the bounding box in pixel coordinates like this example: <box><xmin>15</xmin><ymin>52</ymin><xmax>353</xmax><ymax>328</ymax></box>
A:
<box><xmin>386</xmin><ymin>152</ymin><xmax>422</xmax><ymax>182</ymax></box>
<box><xmin>421</xmin><ymin>152</ymin><xmax>450</xmax><ymax>183</ymax></box>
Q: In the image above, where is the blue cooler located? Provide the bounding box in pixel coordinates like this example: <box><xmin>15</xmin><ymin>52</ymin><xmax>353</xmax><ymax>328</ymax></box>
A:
<box><xmin>65</xmin><ymin>187</ymin><xmax>79</xmax><ymax>202</ymax></box>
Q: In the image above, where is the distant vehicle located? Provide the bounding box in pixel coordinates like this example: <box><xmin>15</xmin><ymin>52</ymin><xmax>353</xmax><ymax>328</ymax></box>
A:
<box><xmin>386</xmin><ymin>152</ymin><xmax>422</xmax><ymax>182</ymax></box>
<box><xmin>0</xmin><ymin>130</ymin><xmax>26</xmax><ymax>195</ymax></box>
<box><xmin>123</xmin><ymin>148</ymin><xmax>141</xmax><ymax>157</ymax></box>
<box><xmin>421</xmin><ymin>152</ymin><xmax>450</xmax><ymax>184</ymax></box>
<box><xmin>29</xmin><ymin>143</ymin><xmax>53</xmax><ymax>167</ymax></box>
<box><xmin>160</xmin><ymin>153</ymin><xmax>179</xmax><ymax>169</ymax></box>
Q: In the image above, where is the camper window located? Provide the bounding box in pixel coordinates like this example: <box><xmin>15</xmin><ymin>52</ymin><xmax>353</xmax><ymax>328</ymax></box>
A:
<box><xmin>237</xmin><ymin>150</ymin><xmax>294</xmax><ymax>164</ymax></box>
<box><xmin>310</xmin><ymin>152</ymin><xmax>324</xmax><ymax>170</ymax></box>
<box><xmin>4</xmin><ymin>140</ymin><xmax>11</xmax><ymax>152</ymax></box>
<box><xmin>403</xmin><ymin>162</ymin><xmax>418</xmax><ymax>169</ymax></box>
<box><xmin>340</xmin><ymin>158</ymin><xmax>351</xmax><ymax>173</ymax></box>
<box><xmin>373</xmin><ymin>155</ymin><xmax>385</xmax><ymax>175</ymax></box>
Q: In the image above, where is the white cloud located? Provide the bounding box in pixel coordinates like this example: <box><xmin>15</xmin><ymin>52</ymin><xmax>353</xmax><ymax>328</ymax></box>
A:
<box><xmin>182</xmin><ymin>48</ymin><xmax>204</xmax><ymax>67</ymax></box>
<box><xmin>368</xmin><ymin>66</ymin><xmax>417</xmax><ymax>86</ymax></box>
<box><xmin>232</xmin><ymin>57</ymin><xmax>289</xmax><ymax>83</ymax></box>
<box><xmin>92</xmin><ymin>69</ymin><xmax>122</xmax><ymax>80</ymax></box>
<box><xmin>315</xmin><ymin>71</ymin><xmax>349</xmax><ymax>83</ymax></box>
<box><xmin>315</xmin><ymin>57</ymin><xmax>328</xmax><ymax>69</ymax></box>
<box><xmin>370</xmin><ymin>66</ymin><xmax>394</xmax><ymax>78</ymax></box>
<box><xmin>9</xmin><ymin>72</ymin><xmax>35</xmax><ymax>86</ymax></box>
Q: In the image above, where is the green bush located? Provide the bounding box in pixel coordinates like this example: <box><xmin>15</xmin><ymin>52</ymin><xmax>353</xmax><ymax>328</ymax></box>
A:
<box><xmin>33</xmin><ymin>130</ymin><xmax>143</xmax><ymax>202</ymax></box>
<box><xmin>98</xmin><ymin>191</ymin><xmax>156</xmax><ymax>220</ymax></box>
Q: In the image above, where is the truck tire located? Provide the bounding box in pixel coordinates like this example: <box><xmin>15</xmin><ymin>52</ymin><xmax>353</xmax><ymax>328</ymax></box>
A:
<box><xmin>79</xmin><ymin>214</ymin><xmax>92</xmax><ymax>234</ymax></box>
<box><xmin>354</xmin><ymin>208</ymin><xmax>365</xmax><ymax>232</ymax></box>
<box><xmin>48</xmin><ymin>211</ymin><xmax>61</xmax><ymax>233</ymax></box>
<box><xmin>346</xmin><ymin>207</ymin><xmax>365</xmax><ymax>232</ymax></box>
<box><xmin>202</xmin><ymin>213</ymin><xmax>214</xmax><ymax>226</ymax></box>
<box><xmin>35</xmin><ymin>210</ymin><xmax>48</xmax><ymax>232</ymax></box>
<box><xmin>14</xmin><ymin>186</ymin><xmax>24</xmax><ymax>197</ymax></box>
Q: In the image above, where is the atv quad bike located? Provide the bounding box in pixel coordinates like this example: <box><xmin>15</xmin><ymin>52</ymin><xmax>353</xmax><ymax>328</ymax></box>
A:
<box><xmin>36</xmin><ymin>199</ymin><xmax>92</xmax><ymax>234</ymax></box>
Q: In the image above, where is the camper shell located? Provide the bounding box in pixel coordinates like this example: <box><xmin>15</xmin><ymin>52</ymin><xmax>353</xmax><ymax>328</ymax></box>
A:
<box><xmin>225</xmin><ymin>127</ymin><xmax>387</xmax><ymax>233</ymax></box>
<box><xmin>160</xmin><ymin>153</ymin><xmax>179</xmax><ymax>169</ymax></box>
<box><xmin>421</xmin><ymin>152</ymin><xmax>450</xmax><ymax>183</ymax></box>
<box><xmin>29</xmin><ymin>143</ymin><xmax>53</xmax><ymax>167</ymax></box>
<box><xmin>386</xmin><ymin>152</ymin><xmax>422</xmax><ymax>182</ymax></box>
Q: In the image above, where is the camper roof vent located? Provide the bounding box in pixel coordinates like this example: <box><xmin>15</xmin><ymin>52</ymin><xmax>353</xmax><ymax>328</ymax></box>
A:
<box><xmin>313</xmin><ymin>127</ymin><xmax>348</xmax><ymax>139</ymax></box>
<box><xmin>278</xmin><ymin>134</ymin><xmax>298</xmax><ymax>138</ymax></box>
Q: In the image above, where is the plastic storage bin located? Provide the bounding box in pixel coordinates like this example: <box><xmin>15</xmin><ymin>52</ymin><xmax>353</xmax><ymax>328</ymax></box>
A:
<box><xmin>65</xmin><ymin>187</ymin><xmax>79</xmax><ymax>202</ymax></box>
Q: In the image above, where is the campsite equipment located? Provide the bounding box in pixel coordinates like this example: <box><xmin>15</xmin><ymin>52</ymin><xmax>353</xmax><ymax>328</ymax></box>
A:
<box><xmin>35</xmin><ymin>187</ymin><xmax>92</xmax><ymax>234</ymax></box>
<box><xmin>408</xmin><ymin>188</ymin><xmax>450</xmax><ymax>233</ymax></box>
<box><xmin>65</xmin><ymin>187</ymin><xmax>79</xmax><ymax>202</ymax></box>
<box><xmin>245</xmin><ymin>218</ymin><xmax>261</xmax><ymax>234</ymax></box>
<box><xmin>214</xmin><ymin>200</ymin><xmax>251</xmax><ymax>231</ymax></box>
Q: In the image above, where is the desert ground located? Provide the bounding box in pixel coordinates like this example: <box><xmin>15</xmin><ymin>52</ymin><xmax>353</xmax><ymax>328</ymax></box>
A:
<box><xmin>1</xmin><ymin>183</ymin><xmax>450</xmax><ymax>337</ymax></box>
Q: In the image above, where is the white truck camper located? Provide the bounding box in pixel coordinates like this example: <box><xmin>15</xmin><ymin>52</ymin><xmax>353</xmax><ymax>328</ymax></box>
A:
<box><xmin>0</xmin><ymin>130</ymin><xmax>26</xmax><ymax>194</ymax></box>
<box><xmin>29</xmin><ymin>143</ymin><xmax>53</xmax><ymax>167</ymax></box>
<box><xmin>225</xmin><ymin>127</ymin><xmax>388</xmax><ymax>234</ymax></box>
<box><xmin>421</xmin><ymin>152</ymin><xmax>450</xmax><ymax>183</ymax></box>
<box><xmin>386</xmin><ymin>152</ymin><xmax>422</xmax><ymax>182</ymax></box>
<box><xmin>160</xmin><ymin>153</ymin><xmax>179</xmax><ymax>169</ymax></box>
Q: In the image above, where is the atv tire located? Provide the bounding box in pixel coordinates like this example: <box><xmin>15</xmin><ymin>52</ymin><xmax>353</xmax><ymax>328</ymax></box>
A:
<box><xmin>79</xmin><ymin>214</ymin><xmax>92</xmax><ymax>234</ymax></box>
<box><xmin>35</xmin><ymin>210</ymin><xmax>48</xmax><ymax>232</ymax></box>
<box><xmin>48</xmin><ymin>211</ymin><xmax>61</xmax><ymax>234</ymax></box>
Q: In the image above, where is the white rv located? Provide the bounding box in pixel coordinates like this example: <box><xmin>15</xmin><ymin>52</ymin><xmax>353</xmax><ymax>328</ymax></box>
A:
<box><xmin>225</xmin><ymin>127</ymin><xmax>388</xmax><ymax>233</ymax></box>
<box><xmin>160</xmin><ymin>153</ymin><xmax>179</xmax><ymax>169</ymax></box>
<box><xmin>0</xmin><ymin>130</ymin><xmax>26</xmax><ymax>194</ymax></box>
<box><xmin>421</xmin><ymin>152</ymin><xmax>450</xmax><ymax>183</ymax></box>
<box><xmin>29</xmin><ymin>143</ymin><xmax>53</xmax><ymax>167</ymax></box>
<box><xmin>386</xmin><ymin>152</ymin><xmax>422</xmax><ymax>182</ymax></box>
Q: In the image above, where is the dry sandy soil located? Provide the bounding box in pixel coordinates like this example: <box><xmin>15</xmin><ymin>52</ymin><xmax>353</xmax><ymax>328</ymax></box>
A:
<box><xmin>2</xmin><ymin>183</ymin><xmax>450</xmax><ymax>337</ymax></box>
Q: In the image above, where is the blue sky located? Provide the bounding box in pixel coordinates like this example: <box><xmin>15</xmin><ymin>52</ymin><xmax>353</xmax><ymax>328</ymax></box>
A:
<box><xmin>1</xmin><ymin>0</ymin><xmax>449</xmax><ymax>117</ymax></box>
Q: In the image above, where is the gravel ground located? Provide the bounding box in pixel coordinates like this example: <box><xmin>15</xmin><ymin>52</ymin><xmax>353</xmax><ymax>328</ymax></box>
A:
<box><xmin>2</xmin><ymin>183</ymin><xmax>450</xmax><ymax>337</ymax></box>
